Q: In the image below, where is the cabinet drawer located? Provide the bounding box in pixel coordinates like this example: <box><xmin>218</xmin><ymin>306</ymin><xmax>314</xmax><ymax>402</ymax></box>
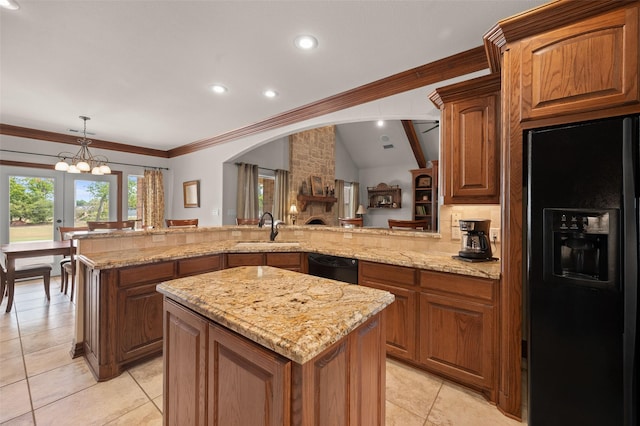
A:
<box><xmin>420</xmin><ymin>270</ymin><xmax>495</xmax><ymax>303</ymax></box>
<box><xmin>265</xmin><ymin>252</ymin><xmax>302</xmax><ymax>267</ymax></box>
<box><xmin>178</xmin><ymin>254</ymin><xmax>222</xmax><ymax>277</ymax></box>
<box><xmin>360</xmin><ymin>261</ymin><xmax>416</xmax><ymax>288</ymax></box>
<box><xmin>119</xmin><ymin>261</ymin><xmax>176</xmax><ymax>287</ymax></box>
<box><xmin>226</xmin><ymin>253</ymin><xmax>263</xmax><ymax>268</ymax></box>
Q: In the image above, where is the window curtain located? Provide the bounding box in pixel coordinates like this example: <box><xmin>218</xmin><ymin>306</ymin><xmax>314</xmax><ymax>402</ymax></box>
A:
<box><xmin>273</xmin><ymin>169</ymin><xmax>289</xmax><ymax>221</ymax></box>
<box><xmin>335</xmin><ymin>179</ymin><xmax>345</xmax><ymax>218</ymax></box>
<box><xmin>142</xmin><ymin>169</ymin><xmax>164</xmax><ymax>229</ymax></box>
<box><xmin>236</xmin><ymin>163</ymin><xmax>259</xmax><ymax>219</ymax></box>
<box><xmin>350</xmin><ymin>182</ymin><xmax>359</xmax><ymax>217</ymax></box>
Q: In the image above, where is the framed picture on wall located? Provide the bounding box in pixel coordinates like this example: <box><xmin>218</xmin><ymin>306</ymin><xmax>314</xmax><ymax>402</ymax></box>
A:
<box><xmin>310</xmin><ymin>176</ymin><xmax>324</xmax><ymax>196</ymax></box>
<box><xmin>183</xmin><ymin>180</ymin><xmax>200</xmax><ymax>208</ymax></box>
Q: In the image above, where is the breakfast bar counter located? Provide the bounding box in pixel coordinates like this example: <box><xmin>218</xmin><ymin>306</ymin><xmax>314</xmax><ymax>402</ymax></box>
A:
<box><xmin>157</xmin><ymin>266</ymin><xmax>395</xmax><ymax>425</ymax></box>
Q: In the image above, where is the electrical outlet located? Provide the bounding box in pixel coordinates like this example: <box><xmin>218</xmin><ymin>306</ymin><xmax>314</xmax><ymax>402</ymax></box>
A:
<box><xmin>490</xmin><ymin>228</ymin><xmax>500</xmax><ymax>243</ymax></box>
<box><xmin>451</xmin><ymin>227</ymin><xmax>461</xmax><ymax>240</ymax></box>
<box><xmin>451</xmin><ymin>212</ymin><xmax>462</xmax><ymax>226</ymax></box>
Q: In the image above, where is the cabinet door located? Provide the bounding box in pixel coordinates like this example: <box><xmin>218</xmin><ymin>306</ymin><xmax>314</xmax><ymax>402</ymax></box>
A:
<box><xmin>360</xmin><ymin>262</ymin><xmax>417</xmax><ymax>361</ymax></box>
<box><xmin>117</xmin><ymin>283</ymin><xmax>164</xmax><ymax>362</ymax></box>
<box><xmin>208</xmin><ymin>323</ymin><xmax>291</xmax><ymax>426</ymax></box>
<box><xmin>419</xmin><ymin>292</ymin><xmax>495</xmax><ymax>392</ymax></box>
<box><xmin>225</xmin><ymin>253</ymin><xmax>264</xmax><ymax>268</ymax></box>
<box><xmin>265</xmin><ymin>252</ymin><xmax>303</xmax><ymax>272</ymax></box>
<box><xmin>163</xmin><ymin>299</ymin><xmax>208</xmax><ymax>426</ymax></box>
<box><xmin>521</xmin><ymin>6</ymin><xmax>639</xmax><ymax>120</ymax></box>
<box><xmin>445</xmin><ymin>93</ymin><xmax>500</xmax><ymax>204</ymax></box>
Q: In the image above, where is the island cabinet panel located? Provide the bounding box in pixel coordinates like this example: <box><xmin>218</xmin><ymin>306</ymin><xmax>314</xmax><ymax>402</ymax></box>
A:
<box><xmin>520</xmin><ymin>5</ymin><xmax>639</xmax><ymax>121</ymax></box>
<box><xmin>177</xmin><ymin>254</ymin><xmax>222</xmax><ymax>277</ymax></box>
<box><xmin>208</xmin><ymin>322</ymin><xmax>291</xmax><ymax>426</ymax></box>
<box><xmin>418</xmin><ymin>270</ymin><xmax>498</xmax><ymax>400</ymax></box>
<box><xmin>118</xmin><ymin>261</ymin><xmax>175</xmax><ymax>288</ymax></box>
<box><xmin>359</xmin><ymin>261</ymin><xmax>417</xmax><ymax>362</ymax></box>
<box><xmin>162</xmin><ymin>296</ymin><xmax>387</xmax><ymax>425</ymax></box>
<box><xmin>225</xmin><ymin>252</ymin><xmax>305</xmax><ymax>272</ymax></box>
<box><xmin>163</xmin><ymin>299</ymin><xmax>208</xmax><ymax>426</ymax></box>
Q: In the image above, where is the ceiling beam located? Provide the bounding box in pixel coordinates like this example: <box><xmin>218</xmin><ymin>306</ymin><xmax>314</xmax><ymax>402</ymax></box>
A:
<box><xmin>169</xmin><ymin>45</ymin><xmax>488</xmax><ymax>158</ymax></box>
<box><xmin>401</xmin><ymin>120</ymin><xmax>426</xmax><ymax>169</ymax></box>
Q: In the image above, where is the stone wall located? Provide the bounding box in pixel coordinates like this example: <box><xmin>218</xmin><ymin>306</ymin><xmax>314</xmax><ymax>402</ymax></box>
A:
<box><xmin>289</xmin><ymin>126</ymin><xmax>336</xmax><ymax>225</ymax></box>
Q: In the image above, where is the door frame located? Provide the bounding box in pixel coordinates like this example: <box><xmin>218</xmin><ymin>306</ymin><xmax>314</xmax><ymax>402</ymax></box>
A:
<box><xmin>0</xmin><ymin>159</ymin><xmax>123</xmax><ymax>243</ymax></box>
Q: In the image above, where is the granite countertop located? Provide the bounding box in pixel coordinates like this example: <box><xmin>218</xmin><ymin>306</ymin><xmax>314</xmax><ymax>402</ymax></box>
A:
<box><xmin>157</xmin><ymin>266</ymin><xmax>395</xmax><ymax>364</ymax></box>
<box><xmin>78</xmin><ymin>239</ymin><xmax>500</xmax><ymax>280</ymax></box>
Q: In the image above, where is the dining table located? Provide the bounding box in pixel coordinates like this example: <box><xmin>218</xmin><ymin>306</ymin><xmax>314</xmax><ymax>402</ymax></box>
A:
<box><xmin>0</xmin><ymin>240</ymin><xmax>73</xmax><ymax>313</ymax></box>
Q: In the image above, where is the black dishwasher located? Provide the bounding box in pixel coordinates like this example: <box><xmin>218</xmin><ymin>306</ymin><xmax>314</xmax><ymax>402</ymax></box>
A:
<box><xmin>307</xmin><ymin>253</ymin><xmax>358</xmax><ymax>284</ymax></box>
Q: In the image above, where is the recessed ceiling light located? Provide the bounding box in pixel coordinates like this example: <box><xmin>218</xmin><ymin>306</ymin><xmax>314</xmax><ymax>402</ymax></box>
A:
<box><xmin>0</xmin><ymin>0</ymin><xmax>19</xmax><ymax>10</ymax></box>
<box><xmin>211</xmin><ymin>84</ymin><xmax>228</xmax><ymax>94</ymax></box>
<box><xmin>294</xmin><ymin>35</ymin><xmax>318</xmax><ymax>50</ymax></box>
<box><xmin>377</xmin><ymin>120</ymin><xmax>385</xmax><ymax>127</ymax></box>
<box><xmin>263</xmin><ymin>89</ymin><xmax>278</xmax><ymax>98</ymax></box>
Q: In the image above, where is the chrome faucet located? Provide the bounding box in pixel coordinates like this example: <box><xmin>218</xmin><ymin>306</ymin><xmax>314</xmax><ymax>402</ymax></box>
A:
<box><xmin>258</xmin><ymin>212</ymin><xmax>282</xmax><ymax>241</ymax></box>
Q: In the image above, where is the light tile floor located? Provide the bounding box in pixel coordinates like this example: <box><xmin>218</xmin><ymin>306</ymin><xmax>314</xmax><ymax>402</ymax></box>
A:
<box><xmin>1</xmin><ymin>278</ymin><xmax>527</xmax><ymax>425</ymax></box>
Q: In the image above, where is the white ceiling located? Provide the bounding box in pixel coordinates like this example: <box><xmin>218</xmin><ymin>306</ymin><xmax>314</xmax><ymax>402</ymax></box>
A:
<box><xmin>0</xmin><ymin>0</ymin><xmax>547</xmax><ymax>153</ymax></box>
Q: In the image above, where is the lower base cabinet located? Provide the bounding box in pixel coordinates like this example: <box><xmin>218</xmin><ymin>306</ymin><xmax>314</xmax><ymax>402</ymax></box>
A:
<box><xmin>419</xmin><ymin>270</ymin><xmax>498</xmax><ymax>400</ymax></box>
<box><xmin>163</xmin><ymin>298</ymin><xmax>387</xmax><ymax>426</ymax></box>
<box><xmin>82</xmin><ymin>255</ymin><xmax>222</xmax><ymax>381</ymax></box>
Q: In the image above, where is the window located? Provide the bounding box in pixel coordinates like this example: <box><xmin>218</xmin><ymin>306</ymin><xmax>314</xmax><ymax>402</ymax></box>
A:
<box><xmin>258</xmin><ymin>169</ymin><xmax>275</xmax><ymax>217</ymax></box>
<box><xmin>128</xmin><ymin>175</ymin><xmax>143</xmax><ymax>221</ymax></box>
<box><xmin>343</xmin><ymin>182</ymin><xmax>353</xmax><ymax>217</ymax></box>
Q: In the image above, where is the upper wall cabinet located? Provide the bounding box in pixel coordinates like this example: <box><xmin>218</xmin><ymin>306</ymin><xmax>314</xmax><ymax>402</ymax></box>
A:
<box><xmin>519</xmin><ymin>6</ymin><xmax>639</xmax><ymax>121</ymax></box>
<box><xmin>429</xmin><ymin>74</ymin><xmax>501</xmax><ymax>205</ymax></box>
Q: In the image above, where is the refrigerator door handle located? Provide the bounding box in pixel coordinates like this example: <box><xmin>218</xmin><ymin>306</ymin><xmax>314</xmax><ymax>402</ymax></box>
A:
<box><xmin>621</xmin><ymin>116</ymin><xmax>638</xmax><ymax>426</ymax></box>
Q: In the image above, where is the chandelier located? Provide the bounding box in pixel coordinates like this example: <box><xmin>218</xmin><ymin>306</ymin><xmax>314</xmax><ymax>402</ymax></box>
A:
<box><xmin>55</xmin><ymin>116</ymin><xmax>111</xmax><ymax>175</ymax></box>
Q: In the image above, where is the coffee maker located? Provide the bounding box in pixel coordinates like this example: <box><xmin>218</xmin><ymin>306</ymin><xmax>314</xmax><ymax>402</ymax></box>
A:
<box><xmin>458</xmin><ymin>219</ymin><xmax>493</xmax><ymax>261</ymax></box>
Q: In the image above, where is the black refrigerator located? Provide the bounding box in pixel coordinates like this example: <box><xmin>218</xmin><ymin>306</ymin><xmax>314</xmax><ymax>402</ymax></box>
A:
<box><xmin>526</xmin><ymin>115</ymin><xmax>638</xmax><ymax>426</ymax></box>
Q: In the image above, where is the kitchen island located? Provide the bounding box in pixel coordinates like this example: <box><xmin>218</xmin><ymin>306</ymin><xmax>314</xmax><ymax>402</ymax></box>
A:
<box><xmin>157</xmin><ymin>265</ymin><xmax>395</xmax><ymax>425</ymax></box>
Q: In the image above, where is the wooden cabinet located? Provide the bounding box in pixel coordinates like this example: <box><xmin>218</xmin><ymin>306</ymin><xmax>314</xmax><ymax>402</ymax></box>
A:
<box><xmin>177</xmin><ymin>254</ymin><xmax>222</xmax><ymax>277</ymax></box>
<box><xmin>225</xmin><ymin>252</ymin><xmax>305</xmax><ymax>272</ymax></box>
<box><xmin>367</xmin><ymin>182</ymin><xmax>402</xmax><ymax>209</ymax></box>
<box><xmin>418</xmin><ymin>270</ymin><xmax>498</xmax><ymax>400</ymax></box>
<box><xmin>411</xmin><ymin>163</ymin><xmax>438</xmax><ymax>231</ymax></box>
<box><xmin>208</xmin><ymin>322</ymin><xmax>290</xmax><ymax>425</ymax></box>
<box><xmin>429</xmin><ymin>74</ymin><xmax>501</xmax><ymax>204</ymax></box>
<box><xmin>360</xmin><ymin>261</ymin><xmax>417</xmax><ymax>361</ymax></box>
<box><xmin>163</xmin><ymin>297</ymin><xmax>386</xmax><ymax>425</ymax></box>
<box><xmin>81</xmin><ymin>255</ymin><xmax>223</xmax><ymax>381</ymax></box>
<box><xmin>520</xmin><ymin>6</ymin><xmax>639</xmax><ymax>121</ymax></box>
<box><xmin>164</xmin><ymin>298</ymin><xmax>208</xmax><ymax>425</ymax></box>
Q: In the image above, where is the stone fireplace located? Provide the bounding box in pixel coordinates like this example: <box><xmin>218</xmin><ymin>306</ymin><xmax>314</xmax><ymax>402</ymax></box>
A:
<box><xmin>289</xmin><ymin>126</ymin><xmax>336</xmax><ymax>225</ymax></box>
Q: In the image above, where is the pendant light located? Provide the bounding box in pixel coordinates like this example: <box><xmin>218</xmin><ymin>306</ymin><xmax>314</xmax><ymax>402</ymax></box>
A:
<box><xmin>55</xmin><ymin>116</ymin><xmax>111</xmax><ymax>175</ymax></box>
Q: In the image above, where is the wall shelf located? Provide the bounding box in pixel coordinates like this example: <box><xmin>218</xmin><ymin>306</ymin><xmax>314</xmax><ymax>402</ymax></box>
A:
<box><xmin>367</xmin><ymin>183</ymin><xmax>401</xmax><ymax>209</ymax></box>
<box><xmin>297</xmin><ymin>194</ymin><xmax>337</xmax><ymax>212</ymax></box>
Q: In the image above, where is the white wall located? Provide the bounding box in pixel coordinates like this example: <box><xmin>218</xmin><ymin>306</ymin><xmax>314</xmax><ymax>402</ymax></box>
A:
<box><xmin>358</xmin><ymin>163</ymin><xmax>417</xmax><ymax>228</ymax></box>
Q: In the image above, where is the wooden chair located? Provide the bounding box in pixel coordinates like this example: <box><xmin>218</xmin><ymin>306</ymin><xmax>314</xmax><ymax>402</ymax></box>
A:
<box><xmin>0</xmin><ymin>263</ymin><xmax>52</xmax><ymax>305</ymax></box>
<box><xmin>388</xmin><ymin>219</ymin><xmax>429</xmax><ymax>230</ymax></box>
<box><xmin>59</xmin><ymin>226</ymin><xmax>88</xmax><ymax>301</ymax></box>
<box><xmin>87</xmin><ymin>220</ymin><xmax>136</xmax><ymax>230</ymax></box>
<box><xmin>236</xmin><ymin>218</ymin><xmax>260</xmax><ymax>225</ymax></box>
<box><xmin>166</xmin><ymin>219</ymin><xmax>199</xmax><ymax>228</ymax></box>
<box><xmin>339</xmin><ymin>217</ymin><xmax>363</xmax><ymax>227</ymax></box>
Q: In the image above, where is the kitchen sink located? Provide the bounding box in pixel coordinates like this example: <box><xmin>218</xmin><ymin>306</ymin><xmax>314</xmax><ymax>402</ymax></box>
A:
<box><xmin>234</xmin><ymin>242</ymin><xmax>300</xmax><ymax>248</ymax></box>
